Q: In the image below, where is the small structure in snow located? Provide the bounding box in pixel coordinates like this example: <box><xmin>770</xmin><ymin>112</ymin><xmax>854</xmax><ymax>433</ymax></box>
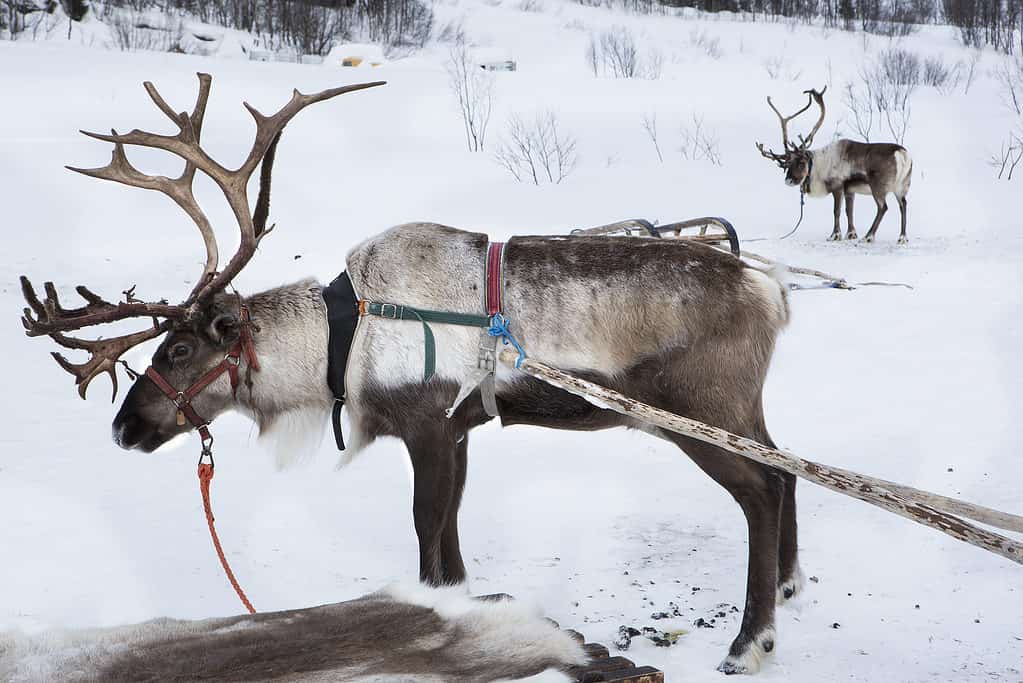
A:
<box><xmin>481</xmin><ymin>59</ymin><xmax>517</xmax><ymax>72</ymax></box>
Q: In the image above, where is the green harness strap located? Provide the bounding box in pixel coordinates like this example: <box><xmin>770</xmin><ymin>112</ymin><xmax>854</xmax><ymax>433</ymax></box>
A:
<box><xmin>361</xmin><ymin>301</ymin><xmax>492</xmax><ymax>381</ymax></box>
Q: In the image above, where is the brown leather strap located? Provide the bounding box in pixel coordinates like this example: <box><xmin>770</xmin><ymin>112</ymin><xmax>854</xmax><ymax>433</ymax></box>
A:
<box><xmin>143</xmin><ymin>305</ymin><xmax>259</xmax><ymax>436</ymax></box>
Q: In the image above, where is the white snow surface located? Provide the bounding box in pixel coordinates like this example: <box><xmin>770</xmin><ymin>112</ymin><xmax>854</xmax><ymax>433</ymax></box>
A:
<box><xmin>1</xmin><ymin>2</ymin><xmax>1022</xmax><ymax>681</ymax></box>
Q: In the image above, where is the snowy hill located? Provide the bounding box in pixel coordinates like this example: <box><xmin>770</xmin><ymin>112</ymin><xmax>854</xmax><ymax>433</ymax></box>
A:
<box><xmin>1</xmin><ymin>1</ymin><xmax>1021</xmax><ymax>681</ymax></box>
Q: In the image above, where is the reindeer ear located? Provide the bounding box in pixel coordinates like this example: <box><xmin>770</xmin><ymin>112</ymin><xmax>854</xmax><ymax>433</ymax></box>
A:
<box><xmin>209</xmin><ymin>312</ymin><xmax>241</xmax><ymax>345</ymax></box>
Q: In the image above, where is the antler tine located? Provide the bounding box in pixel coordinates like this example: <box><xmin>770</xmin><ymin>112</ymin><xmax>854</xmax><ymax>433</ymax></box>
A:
<box><xmin>755</xmin><ymin>141</ymin><xmax>788</xmax><ymax>166</ymax></box>
<box><xmin>797</xmin><ymin>86</ymin><xmax>828</xmax><ymax>150</ymax></box>
<box><xmin>73</xmin><ymin>74</ymin><xmax>221</xmax><ymax>292</ymax></box>
<box><xmin>50</xmin><ymin>323</ymin><xmax>168</xmax><ymax>401</ymax></box>
<box><xmin>20</xmin><ymin>276</ymin><xmax>183</xmax><ymax>337</ymax></box>
<box><xmin>185</xmin><ymin>79</ymin><xmax>387</xmax><ymax>306</ymax></box>
<box><xmin>766</xmin><ymin>94</ymin><xmax>813</xmax><ymax>151</ymax></box>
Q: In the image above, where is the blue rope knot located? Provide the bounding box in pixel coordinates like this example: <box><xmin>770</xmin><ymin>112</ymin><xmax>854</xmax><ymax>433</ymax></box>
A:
<box><xmin>488</xmin><ymin>313</ymin><xmax>526</xmax><ymax>368</ymax></box>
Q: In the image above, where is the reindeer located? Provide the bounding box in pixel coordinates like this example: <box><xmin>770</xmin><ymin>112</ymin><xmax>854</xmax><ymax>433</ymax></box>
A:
<box><xmin>756</xmin><ymin>87</ymin><xmax>913</xmax><ymax>244</ymax></box>
<box><xmin>21</xmin><ymin>74</ymin><xmax>797</xmax><ymax>675</ymax></box>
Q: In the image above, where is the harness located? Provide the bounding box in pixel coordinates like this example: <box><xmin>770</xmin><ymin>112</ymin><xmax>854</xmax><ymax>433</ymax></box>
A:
<box><xmin>322</xmin><ymin>242</ymin><xmax>526</xmax><ymax>448</ymax></box>
<box><xmin>144</xmin><ymin>305</ymin><xmax>260</xmax><ymax>453</ymax></box>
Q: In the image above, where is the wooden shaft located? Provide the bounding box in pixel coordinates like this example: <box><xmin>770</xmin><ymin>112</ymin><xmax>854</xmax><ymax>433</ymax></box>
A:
<box><xmin>499</xmin><ymin>351</ymin><xmax>1023</xmax><ymax>565</ymax></box>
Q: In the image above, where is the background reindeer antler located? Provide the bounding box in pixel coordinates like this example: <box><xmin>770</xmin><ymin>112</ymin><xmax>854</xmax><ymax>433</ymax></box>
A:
<box><xmin>21</xmin><ymin>73</ymin><xmax>385</xmax><ymax>400</ymax></box>
<box><xmin>755</xmin><ymin>85</ymin><xmax>828</xmax><ymax>164</ymax></box>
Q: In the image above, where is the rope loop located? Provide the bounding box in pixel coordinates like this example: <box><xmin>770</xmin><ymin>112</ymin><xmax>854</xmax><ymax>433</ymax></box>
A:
<box><xmin>488</xmin><ymin>313</ymin><xmax>526</xmax><ymax>368</ymax></box>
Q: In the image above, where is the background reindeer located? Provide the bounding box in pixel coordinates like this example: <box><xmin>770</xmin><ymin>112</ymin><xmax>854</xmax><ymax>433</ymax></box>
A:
<box><xmin>756</xmin><ymin>87</ymin><xmax>913</xmax><ymax>244</ymax></box>
<box><xmin>21</xmin><ymin>74</ymin><xmax>796</xmax><ymax>675</ymax></box>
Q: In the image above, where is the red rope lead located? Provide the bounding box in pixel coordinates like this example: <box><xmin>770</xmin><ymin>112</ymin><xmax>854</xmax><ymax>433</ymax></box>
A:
<box><xmin>198</xmin><ymin>463</ymin><xmax>256</xmax><ymax>614</ymax></box>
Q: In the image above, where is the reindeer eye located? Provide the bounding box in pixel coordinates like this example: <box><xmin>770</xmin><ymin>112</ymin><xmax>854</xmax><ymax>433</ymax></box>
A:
<box><xmin>169</xmin><ymin>343</ymin><xmax>191</xmax><ymax>361</ymax></box>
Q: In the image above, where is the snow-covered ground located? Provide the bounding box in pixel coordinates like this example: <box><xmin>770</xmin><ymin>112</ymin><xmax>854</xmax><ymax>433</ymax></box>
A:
<box><xmin>1</xmin><ymin>2</ymin><xmax>1021</xmax><ymax>681</ymax></box>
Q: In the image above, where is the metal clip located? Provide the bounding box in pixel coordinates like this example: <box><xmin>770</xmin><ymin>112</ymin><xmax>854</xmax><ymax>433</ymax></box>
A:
<box><xmin>198</xmin><ymin>433</ymin><xmax>215</xmax><ymax>466</ymax></box>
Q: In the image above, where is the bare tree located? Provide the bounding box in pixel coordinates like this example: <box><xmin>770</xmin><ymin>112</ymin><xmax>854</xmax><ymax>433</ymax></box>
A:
<box><xmin>446</xmin><ymin>36</ymin><xmax>495</xmax><ymax>152</ymax></box>
<box><xmin>494</xmin><ymin>111</ymin><xmax>578</xmax><ymax>184</ymax></box>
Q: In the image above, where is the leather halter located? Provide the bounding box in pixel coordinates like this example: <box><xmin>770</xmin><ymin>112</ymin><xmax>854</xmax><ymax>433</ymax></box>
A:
<box><xmin>144</xmin><ymin>305</ymin><xmax>260</xmax><ymax>456</ymax></box>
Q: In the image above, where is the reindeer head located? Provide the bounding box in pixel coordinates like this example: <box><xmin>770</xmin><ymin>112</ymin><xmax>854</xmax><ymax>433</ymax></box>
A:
<box><xmin>756</xmin><ymin>87</ymin><xmax>827</xmax><ymax>189</ymax></box>
<box><xmin>20</xmin><ymin>73</ymin><xmax>384</xmax><ymax>452</ymax></box>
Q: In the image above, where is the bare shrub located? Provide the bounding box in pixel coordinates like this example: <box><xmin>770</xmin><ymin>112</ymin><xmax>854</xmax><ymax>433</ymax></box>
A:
<box><xmin>689</xmin><ymin>27</ymin><xmax>722</xmax><ymax>59</ymax></box>
<box><xmin>599</xmin><ymin>25</ymin><xmax>638</xmax><ymax>77</ymax></box>
<box><xmin>990</xmin><ymin>134</ymin><xmax>1023</xmax><ymax>179</ymax></box>
<box><xmin>763</xmin><ymin>54</ymin><xmax>784</xmax><ymax>79</ymax></box>
<box><xmin>845</xmin><ymin>48</ymin><xmax>919</xmax><ymax>144</ymax></box>
<box><xmin>641</xmin><ymin>112</ymin><xmax>663</xmax><ymax>162</ymax></box>
<box><xmin>678</xmin><ymin>113</ymin><xmax>721</xmax><ymax>166</ymax></box>
<box><xmin>494</xmin><ymin>111</ymin><xmax>578</xmax><ymax>185</ymax></box>
<box><xmin>995</xmin><ymin>54</ymin><xmax>1023</xmax><ymax>115</ymax></box>
<box><xmin>992</xmin><ymin>54</ymin><xmax>1023</xmax><ymax>179</ymax></box>
<box><xmin>517</xmin><ymin>0</ymin><xmax>544</xmax><ymax>11</ymax></box>
<box><xmin>843</xmin><ymin>80</ymin><xmax>875</xmax><ymax>142</ymax></box>
<box><xmin>446</xmin><ymin>36</ymin><xmax>495</xmax><ymax>152</ymax></box>
<box><xmin>763</xmin><ymin>53</ymin><xmax>802</xmax><ymax>81</ymax></box>
<box><xmin>963</xmin><ymin>50</ymin><xmax>981</xmax><ymax>94</ymax></box>
<box><xmin>586</xmin><ymin>26</ymin><xmax>661</xmax><ymax>79</ymax></box>
<box><xmin>922</xmin><ymin>55</ymin><xmax>962</xmax><ymax>93</ymax></box>
<box><xmin>435</xmin><ymin>18</ymin><xmax>466</xmax><ymax>43</ymax></box>
<box><xmin>108</xmin><ymin>8</ymin><xmax>178</xmax><ymax>52</ymax></box>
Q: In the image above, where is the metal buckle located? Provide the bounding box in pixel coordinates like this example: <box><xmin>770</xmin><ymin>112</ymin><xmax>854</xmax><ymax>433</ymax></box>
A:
<box><xmin>478</xmin><ymin>332</ymin><xmax>497</xmax><ymax>372</ymax></box>
<box><xmin>380</xmin><ymin>303</ymin><xmax>399</xmax><ymax>319</ymax></box>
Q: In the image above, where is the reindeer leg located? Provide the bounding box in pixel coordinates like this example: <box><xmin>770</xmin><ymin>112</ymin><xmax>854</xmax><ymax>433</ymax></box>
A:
<box><xmin>861</xmin><ymin>190</ymin><xmax>888</xmax><ymax>243</ymax></box>
<box><xmin>439</xmin><ymin>435</ymin><xmax>469</xmax><ymax>584</ymax></box>
<box><xmin>405</xmin><ymin>429</ymin><xmax>458</xmax><ymax>586</ymax></box>
<box><xmin>828</xmin><ymin>190</ymin><xmax>843</xmax><ymax>241</ymax></box>
<box><xmin>777</xmin><ymin>470</ymin><xmax>803</xmax><ymax>603</ymax></box>
<box><xmin>844</xmin><ymin>191</ymin><xmax>858</xmax><ymax>240</ymax></box>
<box><xmin>669</xmin><ymin>433</ymin><xmax>783</xmax><ymax>675</ymax></box>
<box><xmin>897</xmin><ymin>195</ymin><xmax>908</xmax><ymax>244</ymax></box>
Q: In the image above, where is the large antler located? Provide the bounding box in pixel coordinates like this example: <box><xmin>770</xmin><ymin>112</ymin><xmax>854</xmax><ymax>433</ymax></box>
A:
<box><xmin>795</xmin><ymin>86</ymin><xmax>827</xmax><ymax>150</ymax></box>
<box><xmin>755</xmin><ymin>85</ymin><xmax>827</xmax><ymax>163</ymax></box>
<box><xmin>21</xmin><ymin>73</ymin><xmax>386</xmax><ymax>400</ymax></box>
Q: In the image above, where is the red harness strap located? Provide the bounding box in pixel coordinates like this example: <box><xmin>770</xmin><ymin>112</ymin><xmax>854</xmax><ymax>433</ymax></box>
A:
<box><xmin>143</xmin><ymin>305</ymin><xmax>259</xmax><ymax>615</ymax></box>
<box><xmin>486</xmin><ymin>242</ymin><xmax>505</xmax><ymax>316</ymax></box>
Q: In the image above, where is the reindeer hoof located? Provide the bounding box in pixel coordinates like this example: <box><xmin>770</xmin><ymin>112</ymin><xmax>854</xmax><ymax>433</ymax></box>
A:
<box><xmin>777</xmin><ymin>565</ymin><xmax>805</xmax><ymax>604</ymax></box>
<box><xmin>717</xmin><ymin>628</ymin><xmax>776</xmax><ymax>675</ymax></box>
<box><xmin>846</xmin><ymin>230</ymin><xmax>858</xmax><ymax>240</ymax></box>
<box><xmin>897</xmin><ymin>236</ymin><xmax>909</xmax><ymax>245</ymax></box>
<box><xmin>828</xmin><ymin>232</ymin><xmax>842</xmax><ymax>241</ymax></box>
<box><xmin>860</xmin><ymin>235</ymin><xmax>875</xmax><ymax>244</ymax></box>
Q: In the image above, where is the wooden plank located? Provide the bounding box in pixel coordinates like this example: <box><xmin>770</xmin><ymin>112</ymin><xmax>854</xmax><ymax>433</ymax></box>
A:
<box><xmin>582</xmin><ymin>642</ymin><xmax>610</xmax><ymax>659</ymax></box>
<box><xmin>500</xmin><ymin>351</ymin><xmax>1023</xmax><ymax>565</ymax></box>
<box><xmin>600</xmin><ymin>666</ymin><xmax>665</xmax><ymax>683</ymax></box>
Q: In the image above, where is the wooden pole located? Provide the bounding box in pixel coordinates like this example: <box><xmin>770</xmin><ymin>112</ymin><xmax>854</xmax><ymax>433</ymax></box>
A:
<box><xmin>500</xmin><ymin>351</ymin><xmax>1023</xmax><ymax>565</ymax></box>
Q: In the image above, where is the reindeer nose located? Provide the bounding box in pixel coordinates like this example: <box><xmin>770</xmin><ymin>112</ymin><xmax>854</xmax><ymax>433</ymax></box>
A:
<box><xmin>113</xmin><ymin>411</ymin><xmax>146</xmax><ymax>450</ymax></box>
